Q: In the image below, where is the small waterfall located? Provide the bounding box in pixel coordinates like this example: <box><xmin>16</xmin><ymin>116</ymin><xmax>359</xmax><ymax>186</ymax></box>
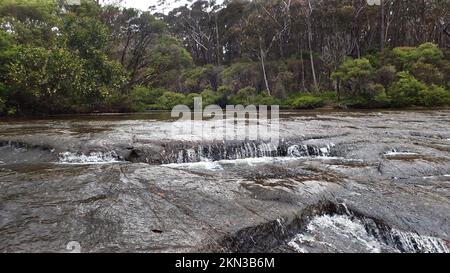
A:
<box><xmin>288</xmin><ymin>213</ymin><xmax>449</xmax><ymax>253</ymax></box>
<box><xmin>388</xmin><ymin>229</ymin><xmax>449</xmax><ymax>253</ymax></box>
<box><xmin>287</xmin><ymin>144</ymin><xmax>334</xmax><ymax>157</ymax></box>
<box><xmin>158</xmin><ymin>141</ymin><xmax>336</xmax><ymax>164</ymax></box>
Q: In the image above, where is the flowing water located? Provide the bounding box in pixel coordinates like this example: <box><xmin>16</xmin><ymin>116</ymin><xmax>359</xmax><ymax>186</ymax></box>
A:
<box><xmin>0</xmin><ymin>110</ymin><xmax>449</xmax><ymax>252</ymax></box>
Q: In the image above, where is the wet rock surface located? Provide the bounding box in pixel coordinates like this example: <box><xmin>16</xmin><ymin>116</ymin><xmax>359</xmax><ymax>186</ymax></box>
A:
<box><xmin>0</xmin><ymin>110</ymin><xmax>449</xmax><ymax>253</ymax></box>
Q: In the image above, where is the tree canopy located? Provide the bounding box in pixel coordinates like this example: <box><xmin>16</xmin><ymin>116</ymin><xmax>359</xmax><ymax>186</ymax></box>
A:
<box><xmin>0</xmin><ymin>0</ymin><xmax>449</xmax><ymax>115</ymax></box>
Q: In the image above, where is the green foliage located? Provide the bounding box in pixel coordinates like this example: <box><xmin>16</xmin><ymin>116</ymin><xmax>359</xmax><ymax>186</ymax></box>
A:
<box><xmin>63</xmin><ymin>14</ymin><xmax>109</xmax><ymax>58</ymax></box>
<box><xmin>222</xmin><ymin>62</ymin><xmax>260</xmax><ymax>93</ymax></box>
<box><xmin>130</xmin><ymin>86</ymin><xmax>167</xmax><ymax>111</ymax></box>
<box><xmin>373</xmin><ymin>90</ymin><xmax>391</xmax><ymax>107</ymax></box>
<box><xmin>387</xmin><ymin>72</ymin><xmax>428</xmax><ymax>107</ymax></box>
<box><xmin>0</xmin><ymin>30</ymin><xmax>16</xmax><ymax>84</ymax></box>
<box><xmin>229</xmin><ymin>86</ymin><xmax>257</xmax><ymax>105</ymax></box>
<box><xmin>339</xmin><ymin>96</ymin><xmax>370</xmax><ymax>108</ymax></box>
<box><xmin>252</xmin><ymin>91</ymin><xmax>281</xmax><ymax>105</ymax></box>
<box><xmin>184</xmin><ymin>92</ymin><xmax>201</xmax><ymax>108</ymax></box>
<box><xmin>391</xmin><ymin>47</ymin><xmax>419</xmax><ymax>70</ymax></box>
<box><xmin>63</xmin><ymin>9</ymin><xmax>127</xmax><ymax>92</ymax></box>
<box><xmin>291</xmin><ymin>94</ymin><xmax>326</xmax><ymax>109</ymax></box>
<box><xmin>333</xmin><ymin>58</ymin><xmax>373</xmax><ymax>82</ymax></box>
<box><xmin>183</xmin><ymin>66</ymin><xmax>212</xmax><ymax>92</ymax></box>
<box><xmin>7</xmin><ymin>46</ymin><xmax>90</xmax><ymax>113</ymax></box>
<box><xmin>390</xmin><ymin>43</ymin><xmax>444</xmax><ymax>71</ymax></box>
<box><xmin>181</xmin><ymin>89</ymin><xmax>223</xmax><ymax>108</ymax></box>
<box><xmin>184</xmin><ymin>67</ymin><xmax>205</xmax><ymax>90</ymax></box>
<box><xmin>416</xmin><ymin>43</ymin><xmax>444</xmax><ymax>62</ymax></box>
<box><xmin>0</xmin><ymin>0</ymin><xmax>60</xmax><ymax>47</ymax></box>
<box><xmin>146</xmin><ymin>35</ymin><xmax>193</xmax><ymax>89</ymax></box>
<box><xmin>319</xmin><ymin>91</ymin><xmax>338</xmax><ymax>102</ymax></box>
<box><xmin>332</xmin><ymin>58</ymin><xmax>374</xmax><ymax>97</ymax></box>
<box><xmin>156</xmin><ymin>91</ymin><xmax>186</xmax><ymax>109</ymax></box>
<box><xmin>411</xmin><ymin>61</ymin><xmax>443</xmax><ymax>85</ymax></box>
<box><xmin>217</xmin><ymin>85</ymin><xmax>232</xmax><ymax>96</ymax></box>
<box><xmin>200</xmin><ymin>89</ymin><xmax>222</xmax><ymax>106</ymax></box>
<box><xmin>0</xmin><ymin>0</ymin><xmax>448</xmax><ymax>115</ymax></box>
<box><xmin>419</xmin><ymin>85</ymin><xmax>450</xmax><ymax>107</ymax></box>
<box><xmin>364</xmin><ymin>53</ymin><xmax>382</xmax><ymax>69</ymax></box>
<box><xmin>375</xmin><ymin>65</ymin><xmax>397</xmax><ymax>88</ymax></box>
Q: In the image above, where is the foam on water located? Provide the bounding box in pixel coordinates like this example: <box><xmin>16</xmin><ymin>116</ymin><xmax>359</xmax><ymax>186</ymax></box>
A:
<box><xmin>422</xmin><ymin>174</ymin><xmax>450</xmax><ymax>179</ymax></box>
<box><xmin>290</xmin><ymin>214</ymin><xmax>383</xmax><ymax>253</ymax></box>
<box><xmin>58</xmin><ymin>151</ymin><xmax>121</xmax><ymax>164</ymax></box>
<box><xmin>163</xmin><ymin>155</ymin><xmax>360</xmax><ymax>171</ymax></box>
<box><xmin>163</xmin><ymin>156</ymin><xmax>298</xmax><ymax>170</ymax></box>
<box><xmin>384</xmin><ymin>149</ymin><xmax>418</xmax><ymax>156</ymax></box>
<box><xmin>163</xmin><ymin>142</ymin><xmax>336</xmax><ymax>164</ymax></box>
<box><xmin>288</xmin><ymin>214</ymin><xmax>449</xmax><ymax>253</ymax></box>
<box><xmin>389</xmin><ymin>229</ymin><xmax>449</xmax><ymax>253</ymax></box>
<box><xmin>163</xmin><ymin>160</ymin><xmax>224</xmax><ymax>171</ymax></box>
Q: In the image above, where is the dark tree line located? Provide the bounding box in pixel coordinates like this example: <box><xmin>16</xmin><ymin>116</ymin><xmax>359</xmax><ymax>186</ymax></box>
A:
<box><xmin>0</xmin><ymin>0</ymin><xmax>449</xmax><ymax>115</ymax></box>
<box><xmin>160</xmin><ymin>0</ymin><xmax>450</xmax><ymax>93</ymax></box>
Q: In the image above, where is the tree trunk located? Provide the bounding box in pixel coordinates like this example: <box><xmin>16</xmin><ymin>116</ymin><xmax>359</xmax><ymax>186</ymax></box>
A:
<box><xmin>215</xmin><ymin>13</ymin><xmax>221</xmax><ymax>66</ymax></box>
<box><xmin>300</xmin><ymin>48</ymin><xmax>306</xmax><ymax>92</ymax></box>
<box><xmin>306</xmin><ymin>1</ymin><xmax>318</xmax><ymax>92</ymax></box>
<box><xmin>381</xmin><ymin>0</ymin><xmax>385</xmax><ymax>50</ymax></box>
<box><xmin>260</xmin><ymin>38</ymin><xmax>271</xmax><ymax>96</ymax></box>
<box><xmin>336</xmin><ymin>77</ymin><xmax>341</xmax><ymax>102</ymax></box>
<box><xmin>308</xmin><ymin>27</ymin><xmax>318</xmax><ymax>92</ymax></box>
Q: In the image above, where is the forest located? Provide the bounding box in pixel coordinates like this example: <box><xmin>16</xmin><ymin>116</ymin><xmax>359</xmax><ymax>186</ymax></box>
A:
<box><xmin>0</xmin><ymin>0</ymin><xmax>449</xmax><ymax>115</ymax></box>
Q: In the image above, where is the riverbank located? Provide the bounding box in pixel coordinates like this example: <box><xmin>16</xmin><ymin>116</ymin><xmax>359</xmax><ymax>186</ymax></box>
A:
<box><xmin>1</xmin><ymin>106</ymin><xmax>450</xmax><ymax>120</ymax></box>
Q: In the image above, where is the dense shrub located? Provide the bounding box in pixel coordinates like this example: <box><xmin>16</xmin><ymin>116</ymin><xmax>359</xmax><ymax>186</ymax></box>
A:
<box><xmin>229</xmin><ymin>86</ymin><xmax>258</xmax><ymax>105</ymax></box>
<box><xmin>411</xmin><ymin>61</ymin><xmax>444</xmax><ymax>85</ymax></box>
<box><xmin>130</xmin><ymin>86</ymin><xmax>167</xmax><ymax>111</ymax></box>
<box><xmin>184</xmin><ymin>93</ymin><xmax>201</xmax><ymax>108</ymax></box>
<box><xmin>6</xmin><ymin>46</ymin><xmax>90</xmax><ymax>113</ymax></box>
<box><xmin>183</xmin><ymin>66</ymin><xmax>213</xmax><ymax>92</ymax></box>
<box><xmin>388</xmin><ymin>72</ymin><xmax>427</xmax><ymax>107</ymax></box>
<box><xmin>332</xmin><ymin>58</ymin><xmax>374</xmax><ymax>97</ymax></box>
<box><xmin>200</xmin><ymin>89</ymin><xmax>222</xmax><ymax>106</ymax></box>
<box><xmin>373</xmin><ymin>90</ymin><xmax>392</xmax><ymax>107</ymax></box>
<box><xmin>339</xmin><ymin>96</ymin><xmax>370</xmax><ymax>108</ymax></box>
<box><xmin>375</xmin><ymin>65</ymin><xmax>397</xmax><ymax>88</ymax></box>
<box><xmin>291</xmin><ymin>94</ymin><xmax>326</xmax><ymax>109</ymax></box>
<box><xmin>419</xmin><ymin>85</ymin><xmax>450</xmax><ymax>107</ymax></box>
<box><xmin>222</xmin><ymin>63</ymin><xmax>260</xmax><ymax>93</ymax></box>
<box><xmin>252</xmin><ymin>91</ymin><xmax>281</xmax><ymax>105</ymax></box>
<box><xmin>156</xmin><ymin>91</ymin><xmax>186</xmax><ymax>109</ymax></box>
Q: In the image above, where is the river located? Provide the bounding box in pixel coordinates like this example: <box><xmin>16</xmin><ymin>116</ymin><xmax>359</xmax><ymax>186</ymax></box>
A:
<box><xmin>0</xmin><ymin>110</ymin><xmax>449</xmax><ymax>253</ymax></box>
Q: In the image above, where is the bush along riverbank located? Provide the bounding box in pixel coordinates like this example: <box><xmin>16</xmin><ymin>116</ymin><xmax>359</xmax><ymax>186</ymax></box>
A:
<box><xmin>6</xmin><ymin>41</ymin><xmax>448</xmax><ymax>114</ymax></box>
<box><xmin>127</xmin><ymin>43</ymin><xmax>450</xmax><ymax>111</ymax></box>
<box><xmin>0</xmin><ymin>1</ymin><xmax>449</xmax><ymax>116</ymax></box>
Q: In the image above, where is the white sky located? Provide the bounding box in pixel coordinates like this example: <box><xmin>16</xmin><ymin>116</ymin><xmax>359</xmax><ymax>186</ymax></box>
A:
<box><xmin>100</xmin><ymin>0</ymin><xmax>194</xmax><ymax>13</ymax></box>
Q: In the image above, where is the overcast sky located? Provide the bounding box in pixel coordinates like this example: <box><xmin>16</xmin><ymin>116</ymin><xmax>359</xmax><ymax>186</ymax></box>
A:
<box><xmin>100</xmin><ymin>0</ymin><xmax>194</xmax><ymax>13</ymax></box>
